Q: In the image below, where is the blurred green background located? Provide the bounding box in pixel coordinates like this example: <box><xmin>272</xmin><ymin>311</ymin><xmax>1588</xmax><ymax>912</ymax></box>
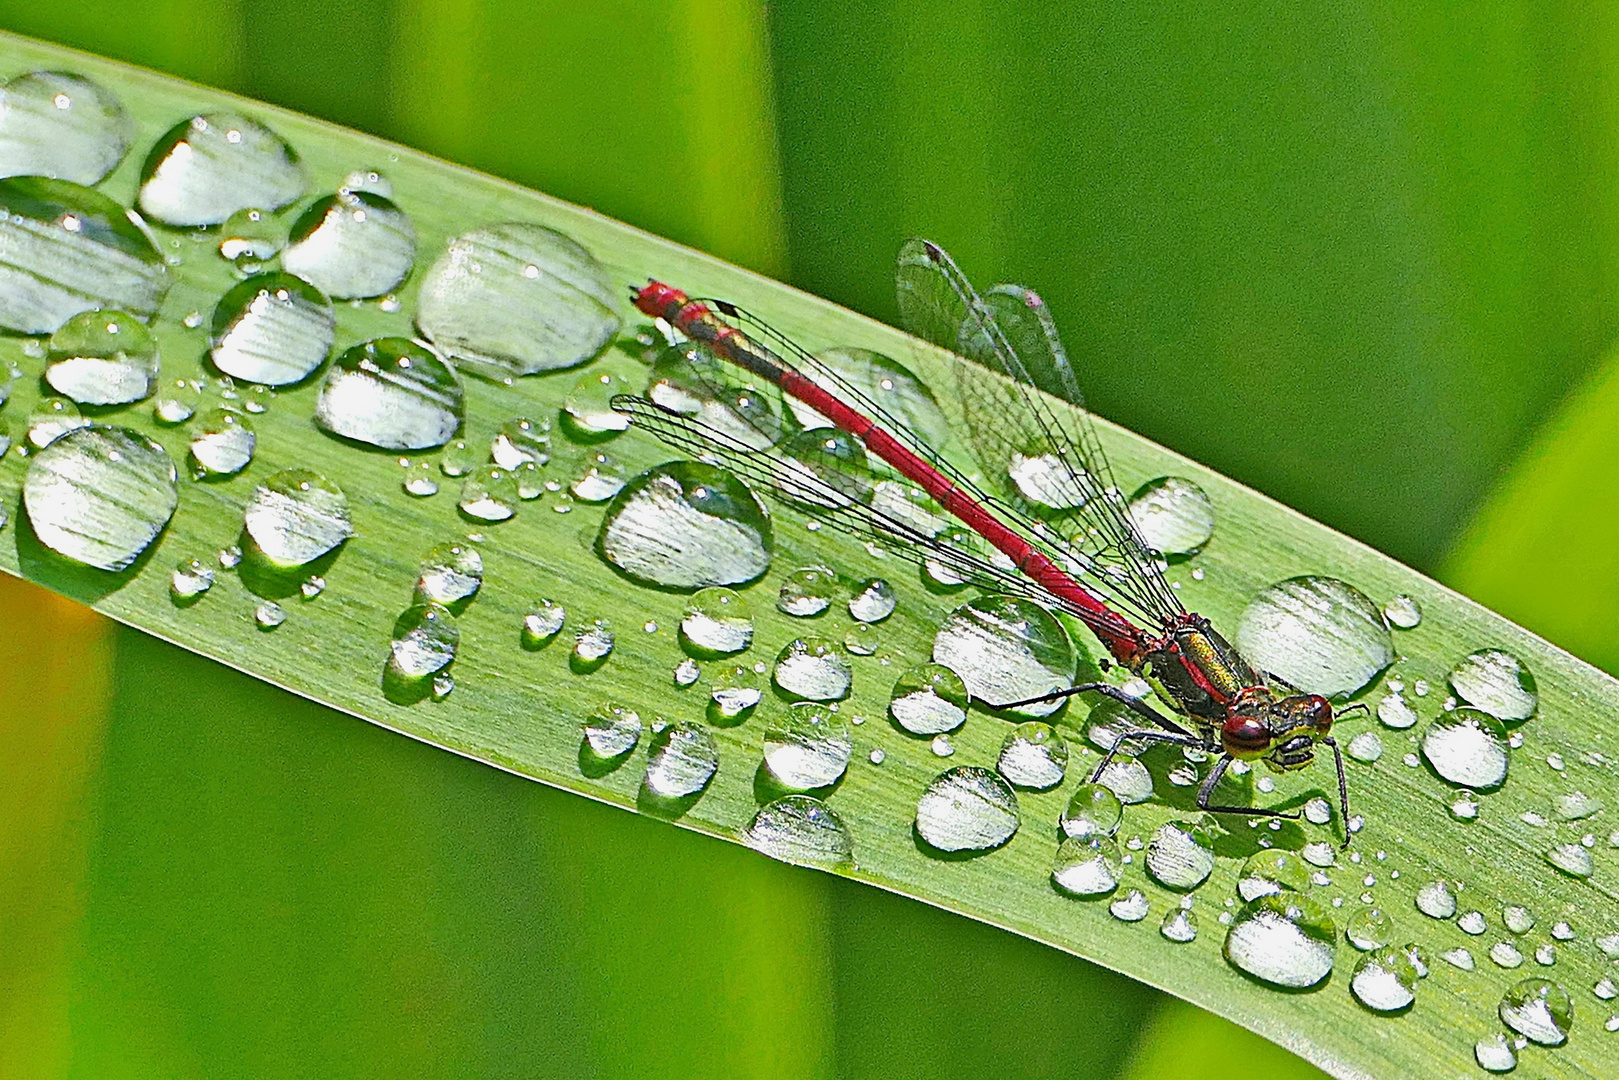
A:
<box><xmin>3</xmin><ymin>1</ymin><xmax>1618</xmax><ymax>1077</ymax></box>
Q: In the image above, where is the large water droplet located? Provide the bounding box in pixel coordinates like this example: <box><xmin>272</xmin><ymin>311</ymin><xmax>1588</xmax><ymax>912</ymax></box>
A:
<box><xmin>762</xmin><ymin>702</ymin><xmax>852</xmax><ymax>789</ymax></box>
<box><xmin>1499</xmin><ymin>978</ymin><xmax>1572</xmax><ymax>1046</ymax></box>
<box><xmin>282</xmin><ymin>190</ymin><xmax>415</xmax><ymax>299</ymax></box>
<box><xmin>1127</xmin><ymin>477</ymin><xmax>1215</xmax><ymax>556</ymax></box>
<box><xmin>44</xmin><ymin>308</ymin><xmax>159</xmax><ymax>405</ymax></box>
<box><xmin>746</xmin><ymin>795</ymin><xmax>853</xmax><ymax>867</ymax></box>
<box><xmin>187</xmin><ymin>407</ymin><xmax>255</xmax><ymax>478</ymax></box>
<box><xmin>779</xmin><ymin>565</ymin><xmax>837</xmax><ymax>616</ymax></box>
<box><xmin>416</xmin><ymin>222</ymin><xmax>620</xmax><ymax>378</ymax></box>
<box><xmin>773</xmin><ymin>637</ymin><xmax>852</xmax><ymax>701</ymax></box>
<box><xmin>1545</xmin><ymin>842</ymin><xmax>1594</xmax><ymax>879</ymax></box>
<box><xmin>888</xmin><ymin>662</ymin><xmax>968</xmax><ymax>735</ymax></box>
<box><xmin>22</xmin><ymin>425</ymin><xmax>176</xmax><ymax>570</ymax></box>
<box><xmin>1421</xmin><ymin>708</ymin><xmax>1510</xmax><ymax>789</ymax></box>
<box><xmin>1145</xmin><ymin>819</ymin><xmax>1217</xmax><ymax>890</ymax></box>
<box><xmin>1350</xmin><ymin>948</ymin><xmax>1417</xmax><ymax>1012</ymax></box>
<box><xmin>596</xmin><ymin>461</ymin><xmax>772</xmax><ymax>589</ymax></box>
<box><xmin>1448</xmin><ymin>649</ymin><xmax>1537</xmax><ymax>723</ymax></box>
<box><xmin>997</xmin><ymin>722</ymin><xmax>1068</xmax><ymax>789</ymax></box>
<box><xmin>313</xmin><ymin>337</ymin><xmax>462</xmax><ymax>450</ymax></box>
<box><xmin>582</xmin><ymin>703</ymin><xmax>641</xmax><ymax>759</ymax></box>
<box><xmin>389</xmin><ymin>602</ymin><xmax>458</xmax><ymax>679</ymax></box>
<box><xmin>1223</xmin><ymin>894</ymin><xmax>1337</xmax><ymax>988</ymax></box>
<box><xmin>0</xmin><ymin>176</ymin><xmax>167</xmax><ymax>332</ymax></box>
<box><xmin>210</xmin><ymin>272</ymin><xmax>334</xmax><ymax>386</ymax></box>
<box><xmin>914</xmin><ymin>766</ymin><xmax>1019</xmax><ymax>852</ymax></box>
<box><xmin>1061</xmin><ymin>783</ymin><xmax>1123</xmax><ymax>839</ymax></box>
<box><xmin>1344</xmin><ymin>908</ymin><xmax>1392</xmax><ymax>950</ymax></box>
<box><xmin>138</xmin><ymin>112</ymin><xmax>305</xmax><ymax>226</ymax></box>
<box><xmin>243</xmin><ymin>468</ymin><xmax>351</xmax><ymax>565</ymax></box>
<box><xmin>849</xmin><ymin>577</ymin><xmax>896</xmax><ymax>622</ymax></box>
<box><xmin>1053</xmin><ymin>836</ymin><xmax>1123</xmax><ymax>896</ymax></box>
<box><xmin>1234</xmin><ymin>576</ymin><xmax>1393</xmax><ymax>697</ymax></box>
<box><xmin>679</xmin><ymin>586</ymin><xmax>752</xmax><ymax>656</ymax></box>
<box><xmin>643</xmin><ymin>721</ymin><xmax>719</xmax><ymax>798</ymax></box>
<box><xmin>0</xmin><ymin>71</ymin><xmax>133</xmax><ymax>184</ymax></box>
<box><xmin>415</xmin><ymin>542</ymin><xmax>482</xmax><ymax>607</ymax></box>
<box><xmin>933</xmin><ymin>594</ymin><xmax>1074</xmax><ymax>716</ymax></box>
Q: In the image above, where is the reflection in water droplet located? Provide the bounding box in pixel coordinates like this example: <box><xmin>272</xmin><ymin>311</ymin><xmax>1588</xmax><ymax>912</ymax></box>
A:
<box><xmin>1347</xmin><ymin>730</ymin><xmax>1383</xmax><ymax>763</ymax></box>
<box><xmin>1421</xmin><ymin>708</ymin><xmax>1509</xmax><ymax>788</ymax></box>
<box><xmin>1448</xmin><ymin>649</ymin><xmax>1537</xmax><ymax>722</ymax></box>
<box><xmin>1499</xmin><ymin>978</ymin><xmax>1572</xmax><ymax>1046</ymax></box>
<box><xmin>1127</xmin><ymin>477</ymin><xmax>1215</xmax><ymax>556</ymax></box>
<box><xmin>45</xmin><ymin>309</ymin><xmax>159</xmax><ymax>405</ymax></box>
<box><xmin>389</xmin><ymin>602</ymin><xmax>457</xmax><ymax>678</ymax></box>
<box><xmin>0</xmin><ymin>71</ymin><xmax>133</xmax><ymax>184</ymax></box>
<box><xmin>314</xmin><ymin>337</ymin><xmax>463</xmax><ymax>450</ymax></box>
<box><xmin>22</xmin><ymin>425</ymin><xmax>176</xmax><ymax>570</ymax></box>
<box><xmin>888</xmin><ymin>663</ymin><xmax>968</xmax><ymax>735</ymax></box>
<box><xmin>210</xmin><ymin>272</ymin><xmax>334</xmax><ymax>385</ymax></box>
<box><xmin>1545</xmin><ymin>842</ymin><xmax>1594</xmax><ymax>878</ymax></box>
<box><xmin>283</xmin><ymin>190</ymin><xmax>415</xmax><ymax>299</ymax></box>
<box><xmin>170</xmin><ymin>557</ymin><xmax>214</xmax><ymax>602</ymax></box>
<box><xmin>1383</xmin><ymin>594</ymin><xmax>1422</xmax><ymax>629</ymax></box>
<box><xmin>520</xmin><ymin>599</ymin><xmax>565</xmax><ymax>648</ymax></box>
<box><xmin>1234</xmin><ymin>576</ymin><xmax>1393</xmax><ymax>698</ymax></box>
<box><xmin>138</xmin><ymin>112</ymin><xmax>305</xmax><ymax>226</ymax></box>
<box><xmin>680</xmin><ymin>586</ymin><xmax>752</xmax><ymax>656</ymax></box>
<box><xmin>1146</xmin><ymin>820</ymin><xmax>1217</xmax><ymax>890</ymax></box>
<box><xmin>746</xmin><ymin>795</ymin><xmax>853</xmax><ymax>867</ymax></box>
<box><xmin>997</xmin><ymin>722</ymin><xmax>1068</xmax><ymax>789</ymax></box>
<box><xmin>1223</xmin><ymin>894</ymin><xmax>1336</xmax><ymax>988</ymax></box>
<box><xmin>709</xmin><ymin>662</ymin><xmax>763</xmax><ymax>720</ymax></box>
<box><xmin>1053</xmin><ymin>836</ymin><xmax>1123</xmax><ymax>896</ymax></box>
<box><xmin>0</xmin><ymin>176</ymin><xmax>168</xmax><ymax>332</ymax></box>
<box><xmin>415</xmin><ymin>542</ymin><xmax>482</xmax><ymax>606</ymax></box>
<box><xmin>572</xmin><ymin>620</ymin><xmax>615</xmax><ymax>667</ymax></box>
<box><xmin>582</xmin><ymin>703</ymin><xmax>640</xmax><ymax>758</ymax></box>
<box><xmin>243</xmin><ymin>469</ymin><xmax>351</xmax><ymax>565</ymax></box>
<box><xmin>1377</xmin><ymin>691</ymin><xmax>1418</xmax><ymax>730</ymax></box>
<box><xmin>779</xmin><ymin>565</ymin><xmax>837</xmax><ymax>616</ymax></box>
<box><xmin>596</xmin><ymin>462</ymin><xmax>772</xmax><ymax>589</ymax></box>
<box><xmin>773</xmin><ymin>637</ymin><xmax>852</xmax><ymax>701</ymax></box>
<box><xmin>254</xmin><ymin>600</ymin><xmax>286</xmax><ymax>629</ymax></box>
<box><xmin>416</xmin><ymin>222</ymin><xmax>620</xmax><ymax>378</ymax></box>
<box><xmin>218</xmin><ymin>207</ymin><xmax>281</xmax><ymax>274</ymax></box>
<box><xmin>187</xmin><ymin>407</ymin><xmax>254</xmax><ymax>477</ymax></box>
<box><xmin>915</xmin><ymin>766</ymin><xmax>1019</xmax><ymax>852</ymax></box>
<box><xmin>27</xmin><ymin>396</ymin><xmax>88</xmax><ymax>448</ymax></box>
<box><xmin>1344</xmin><ymin>907</ymin><xmax>1392</xmax><ymax>950</ymax></box>
<box><xmin>458</xmin><ymin>467</ymin><xmax>517</xmax><ymax>521</ymax></box>
<box><xmin>1160</xmin><ymin>908</ymin><xmax>1198</xmax><ymax>943</ymax></box>
<box><xmin>644</xmin><ymin>721</ymin><xmax>719</xmax><ymax>798</ymax></box>
<box><xmin>1350</xmin><ymin>949</ymin><xmax>1417</xmax><ymax>1012</ymax></box>
<box><xmin>1110</xmin><ymin>890</ymin><xmax>1150</xmax><ymax>922</ymax></box>
<box><xmin>154</xmin><ymin>377</ymin><xmax>203</xmax><ymax>424</ymax></box>
<box><xmin>1237</xmin><ymin>850</ymin><xmax>1311</xmax><ymax>901</ymax></box>
<box><xmin>849</xmin><ymin>577</ymin><xmax>896</xmax><ymax>622</ymax></box>
<box><xmin>762</xmin><ymin>702</ymin><xmax>852</xmax><ymax>789</ymax></box>
<box><xmin>933</xmin><ymin>594</ymin><xmax>1074</xmax><ymax>717</ymax></box>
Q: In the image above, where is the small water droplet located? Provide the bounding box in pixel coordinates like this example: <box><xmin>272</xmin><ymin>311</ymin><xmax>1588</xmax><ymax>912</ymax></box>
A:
<box><xmin>1459</xmin><ymin>910</ymin><xmax>1487</xmax><ymax>935</ymax></box>
<box><xmin>1146</xmin><ymin>819</ymin><xmax>1217</xmax><ymax>890</ymax></box>
<box><xmin>244</xmin><ymin>469</ymin><xmax>351</xmax><ymax>565</ymax></box>
<box><xmin>746</xmin><ymin>794</ymin><xmax>853</xmax><ymax>866</ymax></box>
<box><xmin>572</xmin><ymin>620</ymin><xmax>615</xmax><ymax>669</ymax></box>
<box><xmin>1053</xmin><ymin>836</ymin><xmax>1123</xmax><ymax>897</ymax></box>
<box><xmin>1377</xmin><ymin>691</ymin><xmax>1419</xmax><ymax>730</ymax></box>
<box><xmin>996</xmin><ymin>722</ymin><xmax>1067</xmax><ymax>790</ymax></box>
<box><xmin>1109</xmin><ymin>889</ymin><xmax>1150</xmax><ymax>922</ymax></box>
<box><xmin>187</xmin><ymin>407</ymin><xmax>255</xmax><ymax>478</ymax></box>
<box><xmin>762</xmin><ymin>702</ymin><xmax>852</xmax><ymax>789</ymax></box>
<box><xmin>23</xmin><ymin>425</ymin><xmax>177</xmax><ymax>570</ymax></box>
<box><xmin>1491</xmin><ymin>941</ymin><xmax>1526</xmax><ymax>968</ymax></box>
<box><xmin>1421</xmin><ymin>708</ymin><xmax>1510</xmax><ymax>788</ymax></box>
<box><xmin>1474</xmin><ymin>1033</ymin><xmax>1516</xmax><ymax>1073</ymax></box>
<box><xmin>929</xmin><ymin>734</ymin><xmax>955</xmax><ymax>756</ymax></box>
<box><xmin>1223</xmin><ymin>893</ymin><xmax>1336</xmax><ymax>987</ymax></box>
<box><xmin>1301</xmin><ymin>842</ymin><xmax>1336</xmax><ymax>868</ymax></box>
<box><xmin>314</xmin><ymin>337</ymin><xmax>463</xmax><ymax>450</ymax></box>
<box><xmin>254</xmin><ymin>600</ymin><xmax>286</xmax><ymax>629</ymax></box>
<box><xmin>1061</xmin><ymin>783</ymin><xmax>1124</xmax><ymax>840</ymax></box>
<box><xmin>340</xmin><ymin>168</ymin><xmax>392</xmax><ymax>198</ymax></box>
<box><xmin>170</xmin><ymin>557</ymin><xmax>214</xmax><ymax>602</ymax></box>
<box><xmin>1234</xmin><ymin>576</ymin><xmax>1393</xmax><ymax>697</ymax></box>
<box><xmin>849</xmin><ymin>577</ymin><xmax>897</xmax><ymax>622</ymax></box>
<box><xmin>933</xmin><ymin>594</ymin><xmax>1075</xmax><ymax>717</ymax></box>
<box><xmin>674</xmin><ymin>586</ymin><xmax>753</xmax><ymax>657</ymax></box>
<box><xmin>1553</xmin><ymin>921</ymin><xmax>1577</xmax><ymax>942</ymax></box>
<box><xmin>1097</xmin><ymin>754</ymin><xmax>1155</xmax><ymax>804</ymax></box>
<box><xmin>415</xmin><ymin>542</ymin><xmax>482</xmax><ymax>607</ymax></box>
<box><xmin>1347</xmin><ymin>730</ymin><xmax>1384</xmax><ymax>763</ymax></box>
<box><xmin>709</xmin><ymin>662</ymin><xmax>763</xmax><ymax>721</ymax></box>
<box><xmin>596</xmin><ymin>462</ymin><xmax>772</xmax><ymax>588</ymax></box>
<box><xmin>1449</xmin><ymin>649</ymin><xmax>1537</xmax><ymax>723</ymax></box>
<box><xmin>1160</xmin><ymin>907</ymin><xmax>1199</xmax><ymax>943</ymax></box>
<box><xmin>1545</xmin><ymin>842</ymin><xmax>1594</xmax><ymax>878</ymax></box>
<box><xmin>458</xmin><ymin>467</ymin><xmax>517</xmax><ymax>521</ymax></box>
<box><xmin>44</xmin><ymin>309</ymin><xmax>159</xmax><ymax>405</ymax></box>
<box><xmin>217</xmin><ymin>206</ymin><xmax>282</xmax><ymax>274</ymax></box>
<box><xmin>570</xmin><ymin>451</ymin><xmax>625</xmax><ymax>502</ymax></box>
<box><xmin>888</xmin><ymin>662</ymin><xmax>968</xmax><ymax>735</ymax></box>
<box><xmin>209</xmin><ymin>271</ymin><xmax>334</xmax><ymax>385</ymax></box>
<box><xmin>915</xmin><ymin>766</ymin><xmax>1019</xmax><ymax>852</ymax></box>
<box><xmin>299</xmin><ymin>574</ymin><xmax>324</xmax><ymax>599</ymax></box>
<box><xmin>673</xmin><ymin>657</ymin><xmax>700</xmax><ymax>687</ymax></box>
<box><xmin>1553</xmin><ymin>790</ymin><xmax>1603</xmax><ymax>821</ymax></box>
<box><xmin>1440</xmin><ymin>947</ymin><xmax>1474</xmax><ymax>970</ymax></box>
<box><xmin>1596</xmin><ymin>978</ymin><xmax>1617</xmax><ymax>1001</ymax></box>
<box><xmin>1302</xmin><ymin>797</ymin><xmax>1332</xmax><ymax>825</ymax></box>
<box><xmin>283</xmin><ymin>190</ymin><xmax>415</xmax><ymax>299</ymax></box>
<box><xmin>1126</xmin><ymin>476</ymin><xmax>1215</xmax><ymax>556</ymax></box>
<box><xmin>153</xmin><ymin>377</ymin><xmax>203</xmax><ymax>424</ymax></box>
<box><xmin>1350</xmin><ymin>948</ymin><xmax>1416</xmax><ymax>1012</ymax></box>
<box><xmin>217</xmin><ymin>545</ymin><xmax>242</xmax><ymax>568</ymax></box>
<box><xmin>564</xmin><ymin>370</ymin><xmax>633</xmax><ymax>434</ymax></box>
<box><xmin>489</xmin><ymin>416</ymin><xmax>551</xmax><ymax>470</ymax></box>
<box><xmin>1382</xmin><ymin>594</ymin><xmax>1422</xmax><ymax>629</ymax></box>
<box><xmin>779</xmin><ymin>565</ymin><xmax>837</xmax><ymax>617</ymax></box>
<box><xmin>1415</xmin><ymin>879</ymin><xmax>1458</xmax><ymax>920</ymax></box>
<box><xmin>1450</xmin><ymin>790</ymin><xmax>1481</xmax><ymax>821</ymax></box>
<box><xmin>643</xmin><ymin>721</ymin><xmax>718</xmax><ymax>798</ymax></box>
<box><xmin>138</xmin><ymin>112</ymin><xmax>305</xmax><ymax>226</ymax></box>
<box><xmin>401</xmin><ymin>459</ymin><xmax>439</xmax><ymax>496</ymax></box>
<box><xmin>1499</xmin><ymin>978</ymin><xmax>1572</xmax><ymax>1046</ymax></box>
<box><xmin>389</xmin><ymin>602</ymin><xmax>457</xmax><ymax>678</ymax></box>
<box><xmin>773</xmin><ymin>637</ymin><xmax>852</xmax><ymax>701</ymax></box>
<box><xmin>582</xmin><ymin>703</ymin><xmax>641</xmax><ymax>759</ymax></box>
<box><xmin>1238</xmin><ymin>850</ymin><xmax>1312</xmax><ymax>902</ymax></box>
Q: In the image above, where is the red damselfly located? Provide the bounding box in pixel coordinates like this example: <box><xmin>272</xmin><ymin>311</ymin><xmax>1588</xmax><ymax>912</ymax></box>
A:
<box><xmin>616</xmin><ymin>238</ymin><xmax>1357</xmax><ymax>844</ymax></box>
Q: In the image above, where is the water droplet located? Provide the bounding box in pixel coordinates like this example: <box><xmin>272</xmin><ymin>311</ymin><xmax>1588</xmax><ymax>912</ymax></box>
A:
<box><xmin>254</xmin><ymin>600</ymin><xmax>286</xmax><ymax>629</ymax></box>
<box><xmin>1126</xmin><ymin>476</ymin><xmax>1215</xmax><ymax>557</ymax></box>
<box><xmin>0</xmin><ymin>176</ymin><xmax>167</xmax><ymax>332</ymax></box>
<box><xmin>1146</xmin><ymin>819</ymin><xmax>1217</xmax><ymax>890</ymax></box>
<box><xmin>673</xmin><ymin>657</ymin><xmax>700</xmax><ymax>686</ymax></box>
<box><xmin>1545</xmin><ymin>842</ymin><xmax>1594</xmax><ymax>878</ymax></box>
<box><xmin>1491</xmin><ymin>942</ymin><xmax>1525</xmax><ymax>968</ymax></box>
<box><xmin>1596</xmin><ymin>978</ymin><xmax>1617</xmax><ymax>1000</ymax></box>
<box><xmin>570</xmin><ymin>451</ymin><xmax>625</xmax><ymax>502</ymax></box>
<box><xmin>849</xmin><ymin>577</ymin><xmax>896</xmax><ymax>622</ymax></box>
<box><xmin>1097</xmin><ymin>754</ymin><xmax>1155</xmax><ymax>804</ymax></box>
<box><xmin>299</xmin><ymin>574</ymin><xmax>325</xmax><ymax>600</ymax></box>
<box><xmin>930</xmin><ymin>734</ymin><xmax>955</xmax><ymax>757</ymax></box>
<box><xmin>1415</xmin><ymin>879</ymin><xmax>1458</xmax><ymax>920</ymax></box>
<box><xmin>1300</xmin><ymin>842</ymin><xmax>1335</xmax><ymax>868</ymax></box>
<box><xmin>458</xmin><ymin>467</ymin><xmax>517</xmax><ymax>521</ymax></box>
<box><xmin>773</xmin><ymin>637</ymin><xmax>852</xmax><ymax>702</ymax></box>
<box><xmin>582</xmin><ymin>703</ymin><xmax>640</xmax><ymax>758</ymax></box>
<box><xmin>314</xmin><ymin>337</ymin><xmax>463</xmax><ymax>450</ymax></box>
<box><xmin>44</xmin><ymin>308</ymin><xmax>159</xmax><ymax>405</ymax></box>
<box><xmin>217</xmin><ymin>545</ymin><xmax>242</xmax><ymax>568</ymax></box>
<box><xmin>153</xmin><ymin>377</ymin><xmax>203</xmax><ymax>424</ymax></box>
<box><xmin>779</xmin><ymin>565</ymin><xmax>837</xmax><ymax>617</ymax></box>
<box><xmin>170</xmin><ymin>557</ymin><xmax>214</xmax><ymax>602</ymax></box>
<box><xmin>762</xmin><ymin>702</ymin><xmax>852</xmax><ymax>789</ymax></box>
<box><xmin>439</xmin><ymin>439</ymin><xmax>476</xmax><ymax>476</ymax></box>
<box><xmin>1383</xmin><ymin>594</ymin><xmax>1422</xmax><ymax>629</ymax></box>
<box><xmin>241</xmin><ymin>469</ymin><xmax>351</xmax><ymax>566</ymax></box>
<box><xmin>1450</xmin><ymin>790</ymin><xmax>1481</xmax><ymax>821</ymax></box>
<box><xmin>679</xmin><ymin>587</ymin><xmax>753</xmax><ymax>656</ymax></box>
<box><xmin>709</xmin><ymin>662</ymin><xmax>763</xmax><ymax>721</ymax></box>
<box><xmin>1421</xmin><ymin>708</ymin><xmax>1510</xmax><ymax>788</ymax></box>
<box><xmin>643</xmin><ymin>721</ymin><xmax>718</xmax><ymax>798</ymax></box>
<box><xmin>1223</xmin><ymin>894</ymin><xmax>1336</xmax><ymax>988</ymax></box>
<box><xmin>399</xmin><ymin>459</ymin><xmax>438</xmax><ymax>497</ymax></box>
<box><xmin>1456</xmin><ymin>910</ymin><xmax>1487</xmax><ymax>935</ymax></box>
<box><xmin>1160</xmin><ymin>908</ymin><xmax>1199</xmax><ymax>943</ymax></box>
<box><xmin>1350</xmin><ymin>948</ymin><xmax>1417</xmax><ymax>1012</ymax></box>
<box><xmin>572</xmin><ymin>620</ymin><xmax>615</xmax><ymax>668</ymax></box>
<box><xmin>1553</xmin><ymin>790</ymin><xmax>1604</xmax><ymax>822</ymax></box>
<box><xmin>1234</xmin><ymin>576</ymin><xmax>1393</xmax><ymax>698</ymax></box>
<box><xmin>27</xmin><ymin>396</ymin><xmax>88</xmax><ymax>448</ymax></box>
<box><xmin>389</xmin><ymin>602</ymin><xmax>457</xmax><ymax>678</ymax></box>
<box><xmin>933</xmin><ymin>594</ymin><xmax>1074</xmax><ymax>717</ymax></box>
<box><xmin>1377</xmin><ymin>691</ymin><xmax>1419</xmax><ymax>730</ymax></box>
<box><xmin>789</xmin><ymin>346</ymin><xmax>951</xmax><ymax>448</ymax></box>
<box><xmin>282</xmin><ymin>190</ymin><xmax>415</xmax><ymax>299</ymax></box>
<box><xmin>521</xmin><ymin>599</ymin><xmax>565</xmax><ymax>648</ymax></box>
<box><xmin>867</xmin><ymin>747</ymin><xmax>885</xmax><ymax>765</ymax></box>
<box><xmin>1053</xmin><ymin>836</ymin><xmax>1123</xmax><ymax>896</ymax></box>
<box><xmin>596</xmin><ymin>461</ymin><xmax>772</xmax><ymax>589</ymax></box>
<box><xmin>184</xmin><ymin>407</ymin><xmax>255</xmax><ymax>478</ymax></box>
<box><xmin>209</xmin><ymin>271</ymin><xmax>334</xmax><ymax>385</ymax></box>
<box><xmin>1345</xmin><ymin>908</ymin><xmax>1392</xmax><ymax>950</ymax></box>
<box><xmin>1474</xmin><ymin>1034</ymin><xmax>1517</xmax><ymax>1073</ymax></box>
<box><xmin>1110</xmin><ymin>889</ymin><xmax>1150</xmax><ymax>922</ymax></box>
<box><xmin>997</xmin><ymin>722</ymin><xmax>1068</xmax><ymax>789</ymax></box>
<box><xmin>1347</xmin><ymin>730</ymin><xmax>1384</xmax><ymax>763</ymax></box>
<box><xmin>1440</xmin><ymin>947</ymin><xmax>1474</xmax><ymax>970</ymax></box>
<box><xmin>414</xmin><ymin>542</ymin><xmax>482</xmax><ymax>607</ymax></box>
<box><xmin>416</xmin><ymin>222</ymin><xmax>619</xmax><ymax>378</ymax></box>
<box><xmin>1449</xmin><ymin>649</ymin><xmax>1537</xmax><ymax>722</ymax></box>
<box><xmin>1061</xmin><ymin>783</ymin><xmax>1124</xmax><ymax>840</ymax></box>
<box><xmin>1237</xmin><ymin>850</ymin><xmax>1312</xmax><ymax>901</ymax></box>
<box><xmin>914</xmin><ymin>766</ymin><xmax>1019</xmax><ymax>852</ymax></box>
<box><xmin>138</xmin><ymin>112</ymin><xmax>305</xmax><ymax>226</ymax></box>
<box><xmin>22</xmin><ymin>425</ymin><xmax>176</xmax><ymax>570</ymax></box>
<box><xmin>564</xmin><ymin>370</ymin><xmax>633</xmax><ymax>434</ymax></box>
<box><xmin>1554</xmin><ymin>921</ymin><xmax>1577</xmax><ymax>942</ymax></box>
<box><xmin>216</xmin><ymin>207</ymin><xmax>281</xmax><ymax>274</ymax></box>
<box><xmin>1499</xmin><ymin>978</ymin><xmax>1572</xmax><ymax>1046</ymax></box>
<box><xmin>490</xmin><ymin>416</ymin><xmax>551</xmax><ymax>470</ymax></box>
<box><xmin>339</xmin><ymin>168</ymin><xmax>391</xmax><ymax>197</ymax></box>
<box><xmin>0</xmin><ymin>71</ymin><xmax>133</xmax><ymax>184</ymax></box>
<box><xmin>746</xmin><ymin>794</ymin><xmax>853</xmax><ymax>867</ymax></box>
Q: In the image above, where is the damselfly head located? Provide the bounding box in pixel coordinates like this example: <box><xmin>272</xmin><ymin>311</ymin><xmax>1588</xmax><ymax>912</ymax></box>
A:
<box><xmin>1221</xmin><ymin>693</ymin><xmax>1333</xmax><ymax>770</ymax></box>
<box><xmin>632</xmin><ymin>280</ymin><xmax>686</xmax><ymax>320</ymax></box>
